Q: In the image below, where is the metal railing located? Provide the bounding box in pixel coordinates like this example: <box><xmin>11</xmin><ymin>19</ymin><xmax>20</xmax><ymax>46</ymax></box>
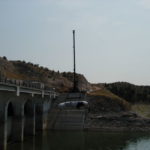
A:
<box><xmin>0</xmin><ymin>71</ymin><xmax>55</xmax><ymax>92</ymax></box>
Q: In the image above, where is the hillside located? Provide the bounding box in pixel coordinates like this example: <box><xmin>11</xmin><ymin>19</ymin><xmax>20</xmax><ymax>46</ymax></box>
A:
<box><xmin>104</xmin><ymin>82</ymin><xmax>150</xmax><ymax>103</ymax></box>
<box><xmin>4</xmin><ymin>56</ymin><xmax>148</xmax><ymax>114</ymax></box>
<box><xmin>2</xmin><ymin>57</ymin><xmax>150</xmax><ymax>131</ymax></box>
<box><xmin>0</xmin><ymin>56</ymin><xmax>92</xmax><ymax>92</ymax></box>
<box><xmin>87</xmin><ymin>88</ymin><xmax>131</xmax><ymax>113</ymax></box>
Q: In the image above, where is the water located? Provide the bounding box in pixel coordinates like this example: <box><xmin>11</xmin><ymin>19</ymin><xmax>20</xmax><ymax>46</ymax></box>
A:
<box><xmin>7</xmin><ymin>131</ymin><xmax>150</xmax><ymax>150</ymax></box>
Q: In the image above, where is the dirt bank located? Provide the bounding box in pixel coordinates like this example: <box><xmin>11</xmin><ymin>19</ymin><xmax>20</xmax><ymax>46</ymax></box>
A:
<box><xmin>85</xmin><ymin>111</ymin><xmax>150</xmax><ymax>131</ymax></box>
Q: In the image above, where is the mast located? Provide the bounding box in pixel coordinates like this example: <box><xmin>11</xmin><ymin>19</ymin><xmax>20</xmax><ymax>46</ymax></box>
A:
<box><xmin>73</xmin><ymin>30</ymin><xmax>77</xmax><ymax>92</ymax></box>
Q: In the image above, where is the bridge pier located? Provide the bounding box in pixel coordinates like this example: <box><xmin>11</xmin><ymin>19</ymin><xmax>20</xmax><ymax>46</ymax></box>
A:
<box><xmin>35</xmin><ymin>99</ymin><xmax>44</xmax><ymax>131</ymax></box>
<box><xmin>24</xmin><ymin>100</ymin><xmax>36</xmax><ymax>136</ymax></box>
<box><xmin>35</xmin><ymin>98</ymin><xmax>52</xmax><ymax>131</ymax></box>
<box><xmin>0</xmin><ymin>112</ymin><xmax>7</xmax><ymax>150</ymax></box>
<box><xmin>0</xmin><ymin>94</ymin><xmax>13</xmax><ymax>150</ymax></box>
<box><xmin>43</xmin><ymin>100</ymin><xmax>52</xmax><ymax>129</ymax></box>
<box><xmin>12</xmin><ymin>116</ymin><xmax>24</xmax><ymax>142</ymax></box>
<box><xmin>11</xmin><ymin>98</ymin><xmax>26</xmax><ymax>142</ymax></box>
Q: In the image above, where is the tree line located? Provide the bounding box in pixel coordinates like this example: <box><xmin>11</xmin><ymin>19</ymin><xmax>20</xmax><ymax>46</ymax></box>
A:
<box><xmin>105</xmin><ymin>82</ymin><xmax>150</xmax><ymax>103</ymax></box>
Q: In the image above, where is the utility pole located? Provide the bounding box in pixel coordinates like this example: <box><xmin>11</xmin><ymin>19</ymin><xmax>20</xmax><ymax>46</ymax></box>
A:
<box><xmin>73</xmin><ymin>30</ymin><xmax>77</xmax><ymax>92</ymax></box>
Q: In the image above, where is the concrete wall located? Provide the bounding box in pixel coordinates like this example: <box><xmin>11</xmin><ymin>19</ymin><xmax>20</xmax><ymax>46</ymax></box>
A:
<box><xmin>53</xmin><ymin>109</ymin><xmax>86</xmax><ymax>130</ymax></box>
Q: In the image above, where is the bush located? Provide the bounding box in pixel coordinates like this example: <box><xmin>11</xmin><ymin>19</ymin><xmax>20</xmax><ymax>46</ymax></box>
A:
<box><xmin>3</xmin><ymin>56</ymin><xmax>7</xmax><ymax>60</ymax></box>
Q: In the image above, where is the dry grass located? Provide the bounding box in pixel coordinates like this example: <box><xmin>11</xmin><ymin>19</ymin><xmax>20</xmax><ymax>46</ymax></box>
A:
<box><xmin>88</xmin><ymin>88</ymin><xmax>131</xmax><ymax>111</ymax></box>
<box><xmin>89</xmin><ymin>88</ymin><xmax>121</xmax><ymax>99</ymax></box>
<box><xmin>132</xmin><ymin>104</ymin><xmax>150</xmax><ymax>118</ymax></box>
<box><xmin>5</xmin><ymin>71</ymin><xmax>27</xmax><ymax>80</ymax></box>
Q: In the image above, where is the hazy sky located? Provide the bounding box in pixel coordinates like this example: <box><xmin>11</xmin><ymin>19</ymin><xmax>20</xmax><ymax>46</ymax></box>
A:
<box><xmin>0</xmin><ymin>0</ymin><xmax>150</xmax><ymax>85</ymax></box>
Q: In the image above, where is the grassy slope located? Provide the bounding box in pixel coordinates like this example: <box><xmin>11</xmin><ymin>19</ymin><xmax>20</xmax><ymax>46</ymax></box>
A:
<box><xmin>105</xmin><ymin>82</ymin><xmax>150</xmax><ymax>103</ymax></box>
<box><xmin>88</xmin><ymin>88</ymin><xmax>131</xmax><ymax>113</ymax></box>
<box><xmin>0</xmin><ymin>58</ymin><xmax>92</xmax><ymax>92</ymax></box>
<box><xmin>132</xmin><ymin>104</ymin><xmax>150</xmax><ymax>118</ymax></box>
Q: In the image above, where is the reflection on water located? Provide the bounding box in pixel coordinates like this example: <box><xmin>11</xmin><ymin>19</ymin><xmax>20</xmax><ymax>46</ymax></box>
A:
<box><xmin>123</xmin><ymin>137</ymin><xmax>150</xmax><ymax>150</ymax></box>
<box><xmin>7</xmin><ymin>131</ymin><xmax>150</xmax><ymax>150</ymax></box>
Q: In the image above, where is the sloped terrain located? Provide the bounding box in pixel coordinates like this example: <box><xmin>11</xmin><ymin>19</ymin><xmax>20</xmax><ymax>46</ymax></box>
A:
<box><xmin>0</xmin><ymin>57</ymin><xmax>92</xmax><ymax>92</ymax></box>
<box><xmin>0</xmin><ymin>56</ymin><xmax>132</xmax><ymax>113</ymax></box>
<box><xmin>87</xmin><ymin>88</ymin><xmax>131</xmax><ymax>113</ymax></box>
<box><xmin>2</xmin><ymin>56</ymin><xmax>150</xmax><ymax>131</ymax></box>
<box><xmin>105</xmin><ymin>82</ymin><xmax>150</xmax><ymax>103</ymax></box>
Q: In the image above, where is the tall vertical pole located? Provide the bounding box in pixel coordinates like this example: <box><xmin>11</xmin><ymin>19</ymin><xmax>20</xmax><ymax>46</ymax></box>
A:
<box><xmin>73</xmin><ymin>30</ymin><xmax>76</xmax><ymax>91</ymax></box>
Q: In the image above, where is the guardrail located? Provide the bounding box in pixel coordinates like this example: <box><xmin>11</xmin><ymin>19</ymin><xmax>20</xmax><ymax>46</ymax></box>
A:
<box><xmin>0</xmin><ymin>76</ymin><xmax>51</xmax><ymax>89</ymax></box>
<box><xmin>0</xmin><ymin>76</ymin><xmax>57</xmax><ymax>98</ymax></box>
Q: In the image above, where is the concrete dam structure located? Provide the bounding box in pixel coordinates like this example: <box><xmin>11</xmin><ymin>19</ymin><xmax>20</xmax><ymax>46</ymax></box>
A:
<box><xmin>48</xmin><ymin>93</ymin><xmax>88</xmax><ymax>130</ymax></box>
<box><xmin>49</xmin><ymin>109</ymin><xmax>87</xmax><ymax>130</ymax></box>
<box><xmin>0</xmin><ymin>81</ymin><xmax>56</xmax><ymax>150</ymax></box>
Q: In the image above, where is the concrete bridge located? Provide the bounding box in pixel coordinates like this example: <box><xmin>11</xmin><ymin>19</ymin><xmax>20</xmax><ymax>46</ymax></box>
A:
<box><xmin>0</xmin><ymin>81</ymin><xmax>57</xmax><ymax>150</ymax></box>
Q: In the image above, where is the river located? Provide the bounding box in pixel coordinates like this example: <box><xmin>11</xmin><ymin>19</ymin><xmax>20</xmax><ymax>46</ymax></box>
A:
<box><xmin>7</xmin><ymin>131</ymin><xmax>150</xmax><ymax>150</ymax></box>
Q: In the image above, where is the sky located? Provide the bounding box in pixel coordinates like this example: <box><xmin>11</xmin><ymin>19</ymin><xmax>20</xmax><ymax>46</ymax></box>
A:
<box><xmin>0</xmin><ymin>0</ymin><xmax>150</xmax><ymax>85</ymax></box>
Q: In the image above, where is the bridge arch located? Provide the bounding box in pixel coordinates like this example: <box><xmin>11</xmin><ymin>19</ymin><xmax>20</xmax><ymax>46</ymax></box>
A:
<box><xmin>7</xmin><ymin>102</ymin><xmax>14</xmax><ymax>117</ymax></box>
<box><xmin>0</xmin><ymin>92</ymin><xmax>15</xmax><ymax>150</ymax></box>
<box><xmin>5</xmin><ymin>101</ymin><xmax>14</xmax><ymax>142</ymax></box>
<box><xmin>0</xmin><ymin>83</ymin><xmax>56</xmax><ymax>149</ymax></box>
<box><xmin>8</xmin><ymin>96</ymin><xmax>27</xmax><ymax>142</ymax></box>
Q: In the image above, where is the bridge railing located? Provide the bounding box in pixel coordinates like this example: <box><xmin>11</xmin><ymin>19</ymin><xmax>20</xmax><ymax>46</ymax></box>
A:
<box><xmin>0</xmin><ymin>73</ymin><xmax>57</xmax><ymax>98</ymax></box>
<box><xmin>0</xmin><ymin>75</ymin><xmax>54</xmax><ymax>90</ymax></box>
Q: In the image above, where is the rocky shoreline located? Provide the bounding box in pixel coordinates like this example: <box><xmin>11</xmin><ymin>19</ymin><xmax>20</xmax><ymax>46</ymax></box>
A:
<box><xmin>85</xmin><ymin>111</ymin><xmax>150</xmax><ymax>131</ymax></box>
